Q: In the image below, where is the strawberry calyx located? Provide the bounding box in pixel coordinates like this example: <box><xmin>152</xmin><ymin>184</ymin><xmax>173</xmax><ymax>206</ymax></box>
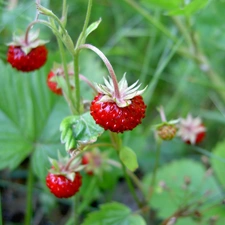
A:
<box><xmin>48</xmin><ymin>154</ymin><xmax>85</xmax><ymax>182</ymax></box>
<box><xmin>81</xmin><ymin>149</ymin><xmax>111</xmax><ymax>176</ymax></box>
<box><xmin>177</xmin><ymin>114</ymin><xmax>206</xmax><ymax>145</ymax></box>
<box><xmin>49</xmin><ymin>62</ymin><xmax>75</xmax><ymax>89</ymax></box>
<box><xmin>95</xmin><ymin>74</ymin><xmax>147</xmax><ymax>108</ymax></box>
<box><xmin>7</xmin><ymin>30</ymin><xmax>48</xmax><ymax>55</ymax></box>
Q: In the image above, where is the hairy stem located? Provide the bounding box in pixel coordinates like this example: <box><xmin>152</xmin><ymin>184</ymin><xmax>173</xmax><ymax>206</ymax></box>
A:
<box><xmin>73</xmin><ymin>0</ymin><xmax>93</xmax><ymax>114</ymax></box>
<box><xmin>57</xmin><ymin>38</ymin><xmax>77</xmax><ymax>114</ymax></box>
<box><xmin>78</xmin><ymin>44</ymin><xmax>121</xmax><ymax>99</ymax></box>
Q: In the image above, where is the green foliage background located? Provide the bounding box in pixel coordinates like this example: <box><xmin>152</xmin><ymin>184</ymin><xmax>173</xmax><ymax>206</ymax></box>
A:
<box><xmin>1</xmin><ymin>0</ymin><xmax>225</xmax><ymax>224</ymax></box>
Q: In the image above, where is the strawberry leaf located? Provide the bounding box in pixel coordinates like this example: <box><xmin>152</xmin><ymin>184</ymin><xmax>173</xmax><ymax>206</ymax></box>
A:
<box><xmin>0</xmin><ymin>58</ymin><xmax>69</xmax><ymax>181</ymax></box>
<box><xmin>119</xmin><ymin>146</ymin><xmax>138</xmax><ymax>172</ymax></box>
<box><xmin>142</xmin><ymin>159</ymin><xmax>222</xmax><ymax>220</ymax></box>
<box><xmin>81</xmin><ymin>202</ymin><xmax>146</xmax><ymax>225</ymax></box>
<box><xmin>211</xmin><ymin>140</ymin><xmax>225</xmax><ymax>189</ymax></box>
<box><xmin>60</xmin><ymin>112</ymin><xmax>104</xmax><ymax>151</ymax></box>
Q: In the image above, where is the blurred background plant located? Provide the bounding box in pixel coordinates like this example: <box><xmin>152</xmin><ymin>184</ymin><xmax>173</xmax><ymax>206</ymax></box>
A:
<box><xmin>1</xmin><ymin>0</ymin><xmax>225</xmax><ymax>225</ymax></box>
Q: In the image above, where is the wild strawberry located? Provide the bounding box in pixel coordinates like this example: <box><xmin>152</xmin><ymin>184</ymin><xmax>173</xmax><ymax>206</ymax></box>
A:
<box><xmin>47</xmin><ymin>71</ymin><xmax>63</xmax><ymax>95</ymax></box>
<box><xmin>82</xmin><ymin>153</ymin><xmax>94</xmax><ymax>176</ymax></box>
<box><xmin>177</xmin><ymin>114</ymin><xmax>206</xmax><ymax>145</ymax></box>
<box><xmin>47</xmin><ymin>62</ymin><xmax>75</xmax><ymax>95</ymax></box>
<box><xmin>7</xmin><ymin>30</ymin><xmax>48</xmax><ymax>72</ymax></box>
<box><xmin>46</xmin><ymin>172</ymin><xmax>82</xmax><ymax>198</ymax></box>
<box><xmin>90</xmin><ymin>75</ymin><xmax>147</xmax><ymax>133</ymax></box>
<box><xmin>157</xmin><ymin>124</ymin><xmax>177</xmax><ymax>141</ymax></box>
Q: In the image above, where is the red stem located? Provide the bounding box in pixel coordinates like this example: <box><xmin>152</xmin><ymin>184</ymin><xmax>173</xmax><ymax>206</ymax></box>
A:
<box><xmin>78</xmin><ymin>44</ymin><xmax>121</xmax><ymax>99</ymax></box>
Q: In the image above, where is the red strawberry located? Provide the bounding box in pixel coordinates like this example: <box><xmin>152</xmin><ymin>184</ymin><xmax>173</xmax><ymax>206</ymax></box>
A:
<box><xmin>186</xmin><ymin>124</ymin><xmax>206</xmax><ymax>145</ymax></box>
<box><xmin>177</xmin><ymin>114</ymin><xmax>206</xmax><ymax>145</ymax></box>
<box><xmin>47</xmin><ymin>71</ymin><xmax>63</xmax><ymax>95</ymax></box>
<box><xmin>7</xmin><ymin>30</ymin><xmax>48</xmax><ymax>72</ymax></box>
<box><xmin>7</xmin><ymin>45</ymin><xmax>47</xmax><ymax>72</ymax></box>
<box><xmin>90</xmin><ymin>94</ymin><xmax>146</xmax><ymax>133</ymax></box>
<box><xmin>90</xmin><ymin>75</ymin><xmax>147</xmax><ymax>133</ymax></box>
<box><xmin>46</xmin><ymin>172</ymin><xmax>82</xmax><ymax>198</ymax></box>
<box><xmin>81</xmin><ymin>154</ymin><xmax>94</xmax><ymax>176</ymax></box>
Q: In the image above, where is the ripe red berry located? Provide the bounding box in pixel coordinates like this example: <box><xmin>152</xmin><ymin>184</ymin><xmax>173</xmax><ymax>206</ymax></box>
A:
<box><xmin>177</xmin><ymin>114</ymin><xmax>206</xmax><ymax>145</ymax></box>
<box><xmin>90</xmin><ymin>93</ymin><xmax>146</xmax><ymax>133</ymax></box>
<box><xmin>7</xmin><ymin>45</ymin><xmax>48</xmax><ymax>72</ymax></box>
<box><xmin>186</xmin><ymin>124</ymin><xmax>206</xmax><ymax>145</ymax></box>
<box><xmin>47</xmin><ymin>71</ymin><xmax>63</xmax><ymax>95</ymax></box>
<box><xmin>81</xmin><ymin>155</ymin><xmax>94</xmax><ymax>176</ymax></box>
<box><xmin>46</xmin><ymin>172</ymin><xmax>82</xmax><ymax>198</ymax></box>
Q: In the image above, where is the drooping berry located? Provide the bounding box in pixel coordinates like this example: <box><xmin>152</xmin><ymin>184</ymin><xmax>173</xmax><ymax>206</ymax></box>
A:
<box><xmin>46</xmin><ymin>172</ymin><xmax>82</xmax><ymax>198</ymax></box>
<box><xmin>7</xmin><ymin>30</ymin><xmax>48</xmax><ymax>72</ymax></box>
<box><xmin>90</xmin><ymin>75</ymin><xmax>147</xmax><ymax>133</ymax></box>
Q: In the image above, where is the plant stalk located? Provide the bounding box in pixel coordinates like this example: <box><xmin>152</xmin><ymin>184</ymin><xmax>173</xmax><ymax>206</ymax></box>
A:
<box><xmin>78</xmin><ymin>44</ymin><xmax>121</xmax><ymax>99</ymax></box>
<box><xmin>110</xmin><ymin>132</ymin><xmax>143</xmax><ymax>208</ymax></box>
<box><xmin>73</xmin><ymin>0</ymin><xmax>93</xmax><ymax>114</ymax></box>
<box><xmin>57</xmin><ymin>38</ymin><xmax>77</xmax><ymax>114</ymax></box>
<box><xmin>25</xmin><ymin>160</ymin><xmax>34</xmax><ymax>225</ymax></box>
<box><xmin>148</xmin><ymin>139</ymin><xmax>162</xmax><ymax>199</ymax></box>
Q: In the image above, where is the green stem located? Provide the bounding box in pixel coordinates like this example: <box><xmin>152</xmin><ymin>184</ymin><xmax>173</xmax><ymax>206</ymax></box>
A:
<box><xmin>25</xmin><ymin>160</ymin><xmax>34</xmax><ymax>225</ymax></box>
<box><xmin>73</xmin><ymin>0</ymin><xmax>93</xmax><ymax>114</ymax></box>
<box><xmin>57</xmin><ymin>38</ymin><xmax>77</xmax><ymax>114</ymax></box>
<box><xmin>174</xmin><ymin>17</ymin><xmax>225</xmax><ymax>103</ymax></box>
<box><xmin>149</xmin><ymin>139</ymin><xmax>162</xmax><ymax>199</ymax></box>
<box><xmin>110</xmin><ymin>132</ymin><xmax>143</xmax><ymax>207</ymax></box>
<box><xmin>123</xmin><ymin>0</ymin><xmax>178</xmax><ymax>42</ymax></box>
<box><xmin>73</xmin><ymin>194</ymin><xmax>79</xmax><ymax>225</ymax></box>
<box><xmin>121</xmin><ymin>162</ymin><xmax>143</xmax><ymax>208</ymax></box>
<box><xmin>0</xmin><ymin>192</ymin><xmax>2</xmax><ymax>225</ymax></box>
<box><xmin>78</xmin><ymin>44</ymin><xmax>121</xmax><ymax>99</ymax></box>
<box><xmin>73</xmin><ymin>51</ymin><xmax>81</xmax><ymax>114</ymax></box>
<box><xmin>76</xmin><ymin>0</ymin><xmax>93</xmax><ymax>48</ymax></box>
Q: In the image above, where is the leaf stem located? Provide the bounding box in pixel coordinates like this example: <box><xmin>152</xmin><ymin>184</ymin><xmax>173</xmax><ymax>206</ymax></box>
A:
<box><xmin>121</xmin><ymin>161</ymin><xmax>143</xmax><ymax>208</ymax></box>
<box><xmin>110</xmin><ymin>132</ymin><xmax>143</xmax><ymax>208</ymax></box>
<box><xmin>148</xmin><ymin>139</ymin><xmax>162</xmax><ymax>200</ymax></box>
<box><xmin>25</xmin><ymin>160</ymin><xmax>34</xmax><ymax>225</ymax></box>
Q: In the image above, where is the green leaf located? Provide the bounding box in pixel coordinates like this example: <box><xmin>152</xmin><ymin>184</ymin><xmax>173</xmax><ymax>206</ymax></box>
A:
<box><xmin>81</xmin><ymin>202</ymin><xmax>146</xmax><ymax>225</ymax></box>
<box><xmin>0</xmin><ymin>58</ymin><xmax>69</xmax><ymax>177</ymax></box>
<box><xmin>211</xmin><ymin>140</ymin><xmax>225</xmax><ymax>189</ymax></box>
<box><xmin>60</xmin><ymin>112</ymin><xmax>104</xmax><ymax>150</ymax></box>
<box><xmin>76</xmin><ymin>18</ymin><xmax>102</xmax><ymax>47</ymax></box>
<box><xmin>85</xmin><ymin>18</ymin><xmax>102</xmax><ymax>40</ymax></box>
<box><xmin>119</xmin><ymin>146</ymin><xmax>138</xmax><ymax>172</ymax></box>
<box><xmin>143</xmin><ymin>159</ymin><xmax>222</xmax><ymax>219</ymax></box>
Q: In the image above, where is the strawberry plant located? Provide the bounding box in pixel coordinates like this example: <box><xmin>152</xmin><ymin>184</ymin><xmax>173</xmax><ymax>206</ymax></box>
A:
<box><xmin>1</xmin><ymin>0</ymin><xmax>225</xmax><ymax>225</ymax></box>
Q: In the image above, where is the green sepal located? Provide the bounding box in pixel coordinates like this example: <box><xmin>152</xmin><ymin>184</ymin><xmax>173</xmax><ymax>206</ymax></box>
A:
<box><xmin>119</xmin><ymin>146</ymin><xmax>138</xmax><ymax>172</ymax></box>
<box><xmin>60</xmin><ymin>112</ymin><xmax>104</xmax><ymax>151</ymax></box>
